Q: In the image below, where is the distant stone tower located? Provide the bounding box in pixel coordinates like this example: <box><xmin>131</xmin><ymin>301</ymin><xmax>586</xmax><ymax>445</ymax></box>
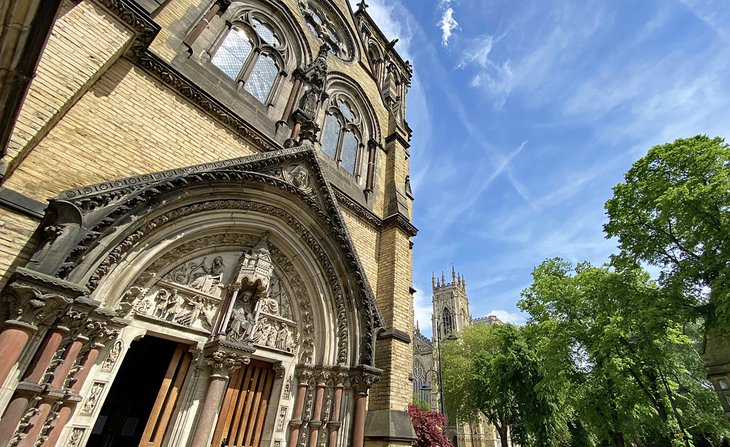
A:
<box><xmin>432</xmin><ymin>266</ymin><xmax>471</xmax><ymax>339</ymax></box>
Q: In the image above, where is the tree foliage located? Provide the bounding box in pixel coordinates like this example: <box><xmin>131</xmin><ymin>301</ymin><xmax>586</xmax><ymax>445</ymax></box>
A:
<box><xmin>441</xmin><ymin>323</ymin><xmax>564</xmax><ymax>447</ymax></box>
<box><xmin>519</xmin><ymin>258</ymin><xmax>730</xmax><ymax>446</ymax></box>
<box><xmin>604</xmin><ymin>135</ymin><xmax>730</xmax><ymax>326</ymax></box>
<box><xmin>408</xmin><ymin>403</ymin><xmax>453</xmax><ymax>447</ymax></box>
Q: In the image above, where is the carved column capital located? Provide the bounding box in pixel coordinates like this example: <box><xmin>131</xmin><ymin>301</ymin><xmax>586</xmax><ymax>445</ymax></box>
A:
<box><xmin>204</xmin><ymin>349</ymin><xmax>248</xmax><ymax>378</ymax></box>
<box><xmin>1</xmin><ymin>268</ymin><xmax>87</xmax><ymax>330</ymax></box>
<box><xmin>295</xmin><ymin>365</ymin><xmax>314</xmax><ymax>382</ymax></box>
<box><xmin>350</xmin><ymin>366</ymin><xmax>381</xmax><ymax>395</ymax></box>
<box><xmin>316</xmin><ymin>370</ymin><xmax>331</xmax><ymax>387</ymax></box>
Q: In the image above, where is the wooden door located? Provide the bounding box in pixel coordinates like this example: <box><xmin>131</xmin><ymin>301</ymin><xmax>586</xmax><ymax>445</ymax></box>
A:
<box><xmin>211</xmin><ymin>360</ymin><xmax>275</xmax><ymax>447</ymax></box>
<box><xmin>138</xmin><ymin>344</ymin><xmax>192</xmax><ymax>447</ymax></box>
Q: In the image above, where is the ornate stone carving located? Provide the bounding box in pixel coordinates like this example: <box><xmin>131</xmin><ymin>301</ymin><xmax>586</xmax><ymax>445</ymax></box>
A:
<box><xmin>350</xmin><ymin>367</ymin><xmax>380</xmax><ymax>394</ymax></box>
<box><xmin>2</xmin><ymin>281</ymin><xmax>73</xmax><ymax>328</ymax></box>
<box><xmin>232</xmin><ymin>235</ymin><xmax>273</xmax><ymax>296</ymax></box>
<box><xmin>276</xmin><ymin>405</ymin><xmax>288</xmax><ymax>431</ymax></box>
<box><xmin>82</xmin><ymin>382</ymin><xmax>105</xmax><ymax>414</ymax></box>
<box><xmin>282</xmin><ymin>164</ymin><xmax>314</xmax><ymax>195</ymax></box>
<box><xmin>204</xmin><ymin>349</ymin><xmax>249</xmax><ymax>378</ymax></box>
<box><xmin>283</xmin><ymin>374</ymin><xmax>292</xmax><ymax>399</ymax></box>
<box><xmin>100</xmin><ymin>340</ymin><xmax>123</xmax><ymax>371</ymax></box>
<box><xmin>66</xmin><ymin>427</ymin><xmax>85</xmax><ymax>447</ymax></box>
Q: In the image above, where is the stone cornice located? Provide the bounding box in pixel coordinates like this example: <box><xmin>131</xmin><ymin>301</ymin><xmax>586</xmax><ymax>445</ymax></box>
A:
<box><xmin>383</xmin><ymin>213</ymin><xmax>418</xmax><ymax>237</ymax></box>
<box><xmin>331</xmin><ymin>187</ymin><xmax>417</xmax><ymax>237</ymax></box>
<box><xmin>91</xmin><ymin>0</ymin><xmax>159</xmax><ymax>46</ymax></box>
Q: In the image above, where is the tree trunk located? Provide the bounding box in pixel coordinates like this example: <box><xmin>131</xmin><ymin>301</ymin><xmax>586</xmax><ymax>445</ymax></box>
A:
<box><xmin>498</xmin><ymin>426</ymin><xmax>509</xmax><ymax>447</ymax></box>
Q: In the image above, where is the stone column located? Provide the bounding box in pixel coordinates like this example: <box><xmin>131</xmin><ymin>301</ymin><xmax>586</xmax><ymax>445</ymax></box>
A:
<box><xmin>327</xmin><ymin>372</ymin><xmax>347</xmax><ymax>447</ymax></box>
<box><xmin>0</xmin><ymin>280</ymin><xmax>72</xmax><ymax>387</ymax></box>
<box><xmin>287</xmin><ymin>367</ymin><xmax>313</xmax><ymax>447</ymax></box>
<box><xmin>41</xmin><ymin>321</ymin><xmax>119</xmax><ymax>447</ymax></box>
<box><xmin>189</xmin><ymin>346</ymin><xmax>250</xmax><ymax>447</ymax></box>
<box><xmin>307</xmin><ymin>371</ymin><xmax>330</xmax><ymax>447</ymax></box>
<box><xmin>351</xmin><ymin>367</ymin><xmax>380</xmax><ymax>447</ymax></box>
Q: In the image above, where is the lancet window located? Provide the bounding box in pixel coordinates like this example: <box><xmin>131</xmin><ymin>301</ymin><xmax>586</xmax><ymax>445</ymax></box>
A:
<box><xmin>320</xmin><ymin>94</ymin><xmax>362</xmax><ymax>175</ymax></box>
<box><xmin>210</xmin><ymin>12</ymin><xmax>286</xmax><ymax>104</ymax></box>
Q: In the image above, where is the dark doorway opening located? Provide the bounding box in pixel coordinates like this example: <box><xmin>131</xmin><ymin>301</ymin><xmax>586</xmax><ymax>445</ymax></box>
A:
<box><xmin>86</xmin><ymin>336</ymin><xmax>178</xmax><ymax>447</ymax></box>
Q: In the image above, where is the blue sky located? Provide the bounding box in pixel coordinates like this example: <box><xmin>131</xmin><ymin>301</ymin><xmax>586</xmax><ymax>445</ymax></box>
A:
<box><xmin>350</xmin><ymin>0</ymin><xmax>730</xmax><ymax>336</ymax></box>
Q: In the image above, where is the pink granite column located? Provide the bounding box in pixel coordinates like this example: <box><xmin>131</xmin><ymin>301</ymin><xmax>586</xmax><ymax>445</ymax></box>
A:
<box><xmin>18</xmin><ymin>335</ymin><xmax>87</xmax><ymax>447</ymax></box>
<box><xmin>189</xmin><ymin>350</ymin><xmax>246</xmax><ymax>447</ymax></box>
<box><xmin>0</xmin><ymin>327</ymin><xmax>68</xmax><ymax>447</ymax></box>
<box><xmin>0</xmin><ymin>322</ymin><xmax>36</xmax><ymax>386</ymax></box>
<box><xmin>327</xmin><ymin>373</ymin><xmax>346</xmax><ymax>447</ymax></box>
<box><xmin>41</xmin><ymin>343</ymin><xmax>103</xmax><ymax>447</ymax></box>
<box><xmin>288</xmin><ymin>369</ymin><xmax>313</xmax><ymax>447</ymax></box>
<box><xmin>351</xmin><ymin>390</ymin><xmax>368</xmax><ymax>447</ymax></box>
<box><xmin>307</xmin><ymin>371</ymin><xmax>329</xmax><ymax>447</ymax></box>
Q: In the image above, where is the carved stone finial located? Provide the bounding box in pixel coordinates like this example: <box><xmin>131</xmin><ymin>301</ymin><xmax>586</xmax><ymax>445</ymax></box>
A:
<box><xmin>233</xmin><ymin>234</ymin><xmax>274</xmax><ymax>297</ymax></box>
<box><xmin>291</xmin><ymin>45</ymin><xmax>330</xmax><ymax>144</ymax></box>
<box><xmin>357</xmin><ymin>0</ymin><xmax>368</xmax><ymax>11</ymax></box>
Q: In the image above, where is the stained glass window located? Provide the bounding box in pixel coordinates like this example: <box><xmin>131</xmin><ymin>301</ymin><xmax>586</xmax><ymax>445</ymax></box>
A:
<box><xmin>211</xmin><ymin>29</ymin><xmax>252</xmax><ymax>79</ymax></box>
<box><xmin>244</xmin><ymin>54</ymin><xmax>277</xmax><ymax>103</ymax></box>
<box><xmin>321</xmin><ymin>115</ymin><xmax>340</xmax><ymax>160</ymax></box>
<box><xmin>340</xmin><ymin>131</ymin><xmax>357</xmax><ymax>173</ymax></box>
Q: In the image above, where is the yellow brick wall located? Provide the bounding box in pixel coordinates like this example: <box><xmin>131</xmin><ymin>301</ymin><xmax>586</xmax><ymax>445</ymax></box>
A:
<box><xmin>4</xmin><ymin>1</ymin><xmax>134</xmax><ymax>175</ymax></box>
<box><xmin>148</xmin><ymin>0</ymin><xmax>203</xmax><ymax>63</ymax></box>
<box><xmin>0</xmin><ymin>209</ymin><xmax>39</xmax><ymax>291</ymax></box>
<box><xmin>339</xmin><ymin>207</ymin><xmax>379</xmax><ymax>292</ymax></box>
<box><xmin>3</xmin><ymin>59</ymin><xmax>255</xmax><ymax>201</ymax></box>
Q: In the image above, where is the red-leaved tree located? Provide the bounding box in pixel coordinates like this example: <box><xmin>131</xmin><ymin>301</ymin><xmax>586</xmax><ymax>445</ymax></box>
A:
<box><xmin>407</xmin><ymin>403</ymin><xmax>453</xmax><ymax>447</ymax></box>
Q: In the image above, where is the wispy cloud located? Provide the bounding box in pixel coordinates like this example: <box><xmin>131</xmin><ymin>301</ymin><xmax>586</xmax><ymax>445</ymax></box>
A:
<box><xmin>439</xmin><ymin>6</ymin><xmax>459</xmax><ymax>46</ymax></box>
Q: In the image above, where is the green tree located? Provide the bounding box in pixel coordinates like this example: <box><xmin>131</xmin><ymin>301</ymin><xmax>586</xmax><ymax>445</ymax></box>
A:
<box><xmin>441</xmin><ymin>323</ymin><xmax>564</xmax><ymax>447</ymax></box>
<box><xmin>519</xmin><ymin>258</ymin><xmax>730</xmax><ymax>446</ymax></box>
<box><xmin>604</xmin><ymin>135</ymin><xmax>730</xmax><ymax>326</ymax></box>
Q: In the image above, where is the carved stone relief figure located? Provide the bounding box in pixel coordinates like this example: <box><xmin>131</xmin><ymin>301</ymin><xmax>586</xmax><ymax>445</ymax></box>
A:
<box><xmin>283</xmin><ymin>164</ymin><xmax>313</xmax><ymax>195</ymax></box>
<box><xmin>276</xmin><ymin>406</ymin><xmax>288</xmax><ymax>431</ymax></box>
<box><xmin>188</xmin><ymin>256</ymin><xmax>226</xmax><ymax>297</ymax></box>
<box><xmin>132</xmin><ymin>286</ymin><xmax>217</xmax><ymax>331</ymax></box>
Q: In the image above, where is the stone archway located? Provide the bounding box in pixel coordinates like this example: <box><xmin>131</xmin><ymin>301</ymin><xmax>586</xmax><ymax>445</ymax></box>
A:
<box><xmin>0</xmin><ymin>146</ymin><xmax>382</xmax><ymax>447</ymax></box>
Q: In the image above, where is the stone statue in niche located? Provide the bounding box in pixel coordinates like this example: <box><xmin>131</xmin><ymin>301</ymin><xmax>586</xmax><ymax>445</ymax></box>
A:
<box><xmin>188</xmin><ymin>256</ymin><xmax>226</xmax><ymax>297</ymax></box>
<box><xmin>227</xmin><ymin>306</ymin><xmax>254</xmax><ymax>342</ymax></box>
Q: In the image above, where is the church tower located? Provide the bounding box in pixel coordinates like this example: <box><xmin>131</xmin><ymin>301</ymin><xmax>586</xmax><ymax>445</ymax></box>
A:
<box><xmin>431</xmin><ymin>266</ymin><xmax>471</xmax><ymax>340</ymax></box>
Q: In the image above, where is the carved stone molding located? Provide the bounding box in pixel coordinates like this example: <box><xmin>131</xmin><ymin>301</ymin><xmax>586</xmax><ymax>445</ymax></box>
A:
<box><xmin>91</xmin><ymin>0</ymin><xmax>159</xmax><ymax>47</ymax></box>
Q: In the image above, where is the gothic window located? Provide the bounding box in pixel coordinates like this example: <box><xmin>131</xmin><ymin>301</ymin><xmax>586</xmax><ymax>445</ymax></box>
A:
<box><xmin>413</xmin><ymin>359</ymin><xmax>430</xmax><ymax>404</ymax></box>
<box><xmin>320</xmin><ymin>95</ymin><xmax>362</xmax><ymax>175</ymax></box>
<box><xmin>299</xmin><ymin>1</ymin><xmax>348</xmax><ymax>59</ymax></box>
<box><xmin>210</xmin><ymin>13</ymin><xmax>285</xmax><ymax>104</ymax></box>
<box><xmin>442</xmin><ymin>307</ymin><xmax>454</xmax><ymax>337</ymax></box>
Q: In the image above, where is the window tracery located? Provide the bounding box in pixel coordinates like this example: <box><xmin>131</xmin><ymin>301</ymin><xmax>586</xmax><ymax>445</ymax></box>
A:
<box><xmin>298</xmin><ymin>0</ymin><xmax>349</xmax><ymax>60</ymax></box>
<box><xmin>442</xmin><ymin>307</ymin><xmax>454</xmax><ymax>337</ymax></box>
<box><xmin>210</xmin><ymin>11</ymin><xmax>286</xmax><ymax>104</ymax></box>
<box><xmin>319</xmin><ymin>93</ymin><xmax>362</xmax><ymax>175</ymax></box>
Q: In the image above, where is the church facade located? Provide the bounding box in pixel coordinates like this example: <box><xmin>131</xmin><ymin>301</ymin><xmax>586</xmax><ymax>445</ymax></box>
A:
<box><xmin>0</xmin><ymin>0</ymin><xmax>416</xmax><ymax>446</ymax></box>
<box><xmin>412</xmin><ymin>269</ymin><xmax>507</xmax><ymax>447</ymax></box>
